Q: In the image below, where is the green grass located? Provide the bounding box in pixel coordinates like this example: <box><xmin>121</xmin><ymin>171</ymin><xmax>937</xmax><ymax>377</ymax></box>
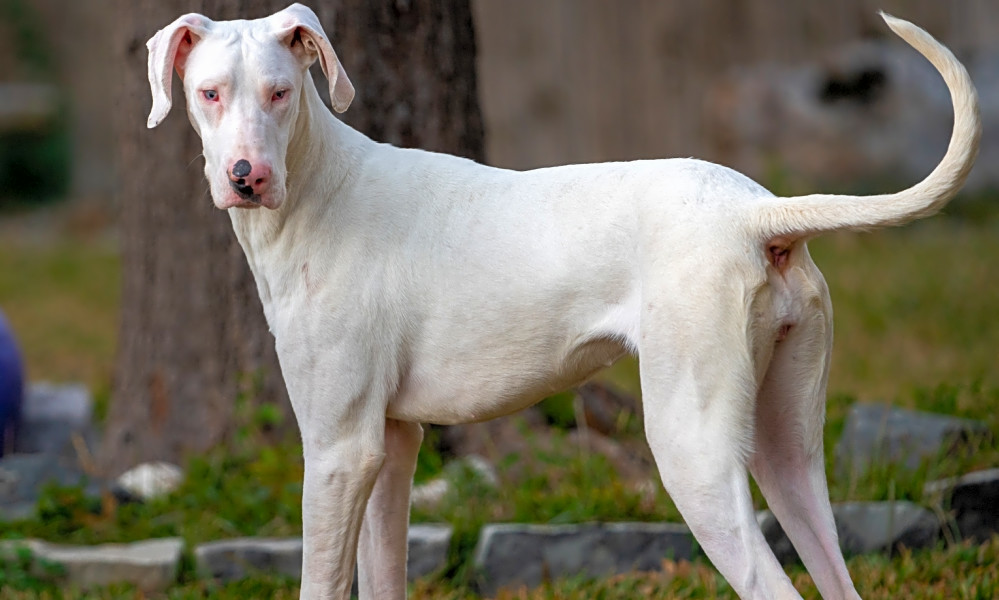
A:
<box><xmin>1</xmin><ymin>201</ymin><xmax>998</xmax><ymax>598</ymax></box>
<box><xmin>815</xmin><ymin>220</ymin><xmax>999</xmax><ymax>404</ymax></box>
<box><xmin>2</xmin><ymin>537</ymin><xmax>997</xmax><ymax>599</ymax></box>
<box><xmin>0</xmin><ymin>238</ymin><xmax>118</xmax><ymax>405</ymax></box>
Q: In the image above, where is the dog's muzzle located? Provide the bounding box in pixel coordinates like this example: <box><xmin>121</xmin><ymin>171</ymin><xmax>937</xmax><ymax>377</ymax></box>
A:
<box><xmin>227</xmin><ymin>159</ymin><xmax>263</xmax><ymax>202</ymax></box>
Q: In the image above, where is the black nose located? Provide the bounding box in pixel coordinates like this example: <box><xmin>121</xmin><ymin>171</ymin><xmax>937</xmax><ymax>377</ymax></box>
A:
<box><xmin>231</xmin><ymin>159</ymin><xmax>252</xmax><ymax>178</ymax></box>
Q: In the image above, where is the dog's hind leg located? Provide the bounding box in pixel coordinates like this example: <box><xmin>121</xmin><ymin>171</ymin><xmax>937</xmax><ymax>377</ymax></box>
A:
<box><xmin>749</xmin><ymin>293</ymin><xmax>862</xmax><ymax>600</ymax></box>
<box><xmin>639</xmin><ymin>297</ymin><xmax>802</xmax><ymax>599</ymax></box>
<box><xmin>357</xmin><ymin>419</ymin><xmax>424</xmax><ymax>600</ymax></box>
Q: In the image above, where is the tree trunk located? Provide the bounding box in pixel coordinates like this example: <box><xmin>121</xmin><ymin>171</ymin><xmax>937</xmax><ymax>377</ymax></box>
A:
<box><xmin>329</xmin><ymin>1</ymin><xmax>485</xmax><ymax>162</ymax></box>
<box><xmin>103</xmin><ymin>0</ymin><xmax>483</xmax><ymax>475</ymax></box>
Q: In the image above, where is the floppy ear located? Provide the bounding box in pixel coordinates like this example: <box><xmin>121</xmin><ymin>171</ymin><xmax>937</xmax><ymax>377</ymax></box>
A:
<box><xmin>146</xmin><ymin>13</ymin><xmax>213</xmax><ymax>128</ymax></box>
<box><xmin>270</xmin><ymin>3</ymin><xmax>354</xmax><ymax>113</ymax></box>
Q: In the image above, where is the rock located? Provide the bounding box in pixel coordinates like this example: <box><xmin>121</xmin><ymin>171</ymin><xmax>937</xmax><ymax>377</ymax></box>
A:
<box><xmin>925</xmin><ymin>468</ymin><xmax>999</xmax><ymax>542</ymax></box>
<box><xmin>444</xmin><ymin>454</ymin><xmax>499</xmax><ymax>488</ymax></box>
<box><xmin>0</xmin><ymin>537</ymin><xmax>183</xmax><ymax>592</ymax></box>
<box><xmin>413</xmin><ymin>456</ymin><xmax>499</xmax><ymax>510</ymax></box>
<box><xmin>759</xmin><ymin>501</ymin><xmax>939</xmax><ymax>564</ymax></box>
<box><xmin>411</xmin><ymin>478</ymin><xmax>451</xmax><ymax>510</ymax></box>
<box><xmin>835</xmin><ymin>403</ymin><xmax>989</xmax><ymax>476</ymax></box>
<box><xmin>407</xmin><ymin>524</ymin><xmax>452</xmax><ymax>578</ymax></box>
<box><xmin>15</xmin><ymin>382</ymin><xmax>94</xmax><ymax>457</ymax></box>
<box><xmin>757</xmin><ymin>510</ymin><xmax>799</xmax><ymax>565</ymax></box>
<box><xmin>835</xmin><ymin>502</ymin><xmax>939</xmax><ymax>555</ymax></box>
<box><xmin>195</xmin><ymin>537</ymin><xmax>303</xmax><ymax>581</ymax></box>
<box><xmin>0</xmin><ymin>453</ymin><xmax>103</xmax><ymax>522</ymax></box>
<box><xmin>473</xmin><ymin>522</ymin><xmax>695</xmax><ymax>596</ymax></box>
<box><xmin>194</xmin><ymin>525</ymin><xmax>451</xmax><ymax>583</ymax></box>
<box><xmin>115</xmin><ymin>462</ymin><xmax>184</xmax><ymax>501</ymax></box>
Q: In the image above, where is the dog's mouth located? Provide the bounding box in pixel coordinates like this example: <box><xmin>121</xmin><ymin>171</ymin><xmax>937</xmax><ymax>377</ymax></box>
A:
<box><xmin>228</xmin><ymin>178</ymin><xmax>262</xmax><ymax>204</ymax></box>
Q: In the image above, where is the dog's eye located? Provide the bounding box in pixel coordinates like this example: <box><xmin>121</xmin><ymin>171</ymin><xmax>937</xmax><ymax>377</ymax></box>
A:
<box><xmin>202</xmin><ymin>89</ymin><xmax>219</xmax><ymax>102</ymax></box>
<box><xmin>273</xmin><ymin>89</ymin><xmax>287</xmax><ymax>101</ymax></box>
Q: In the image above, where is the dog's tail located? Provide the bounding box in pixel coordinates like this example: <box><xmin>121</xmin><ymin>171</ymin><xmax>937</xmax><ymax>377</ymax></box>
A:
<box><xmin>752</xmin><ymin>13</ymin><xmax>981</xmax><ymax>243</ymax></box>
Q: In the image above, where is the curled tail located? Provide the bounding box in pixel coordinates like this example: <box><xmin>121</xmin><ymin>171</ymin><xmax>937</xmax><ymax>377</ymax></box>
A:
<box><xmin>755</xmin><ymin>13</ymin><xmax>981</xmax><ymax>241</ymax></box>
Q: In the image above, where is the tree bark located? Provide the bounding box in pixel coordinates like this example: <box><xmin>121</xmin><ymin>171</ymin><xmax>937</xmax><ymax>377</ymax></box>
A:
<box><xmin>103</xmin><ymin>0</ymin><xmax>483</xmax><ymax>475</ymax></box>
<box><xmin>329</xmin><ymin>1</ymin><xmax>484</xmax><ymax>162</ymax></box>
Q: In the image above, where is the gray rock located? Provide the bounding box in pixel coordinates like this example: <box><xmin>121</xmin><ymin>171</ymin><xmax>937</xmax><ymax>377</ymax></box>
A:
<box><xmin>15</xmin><ymin>383</ymin><xmax>94</xmax><ymax>456</ymax></box>
<box><xmin>411</xmin><ymin>478</ymin><xmax>451</xmax><ymax>510</ymax></box>
<box><xmin>445</xmin><ymin>455</ymin><xmax>499</xmax><ymax>489</ymax></box>
<box><xmin>759</xmin><ymin>501</ymin><xmax>939</xmax><ymax>564</ymax></box>
<box><xmin>115</xmin><ymin>462</ymin><xmax>184</xmax><ymax>501</ymax></box>
<box><xmin>757</xmin><ymin>510</ymin><xmax>799</xmax><ymax>565</ymax></box>
<box><xmin>0</xmin><ymin>453</ymin><xmax>103</xmax><ymax>522</ymax></box>
<box><xmin>413</xmin><ymin>457</ymin><xmax>500</xmax><ymax>510</ymax></box>
<box><xmin>195</xmin><ymin>537</ymin><xmax>303</xmax><ymax>581</ymax></box>
<box><xmin>473</xmin><ymin>522</ymin><xmax>694</xmax><ymax>596</ymax></box>
<box><xmin>835</xmin><ymin>502</ymin><xmax>939</xmax><ymax>555</ymax></box>
<box><xmin>0</xmin><ymin>537</ymin><xmax>182</xmax><ymax>592</ymax></box>
<box><xmin>407</xmin><ymin>524</ymin><xmax>452</xmax><ymax>578</ymax></box>
<box><xmin>925</xmin><ymin>468</ymin><xmax>999</xmax><ymax>542</ymax></box>
<box><xmin>835</xmin><ymin>403</ymin><xmax>989</xmax><ymax>475</ymax></box>
<box><xmin>194</xmin><ymin>524</ymin><xmax>451</xmax><ymax>583</ymax></box>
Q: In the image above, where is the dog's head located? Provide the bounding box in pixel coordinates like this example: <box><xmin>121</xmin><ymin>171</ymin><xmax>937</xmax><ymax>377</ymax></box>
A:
<box><xmin>146</xmin><ymin>3</ymin><xmax>353</xmax><ymax>210</ymax></box>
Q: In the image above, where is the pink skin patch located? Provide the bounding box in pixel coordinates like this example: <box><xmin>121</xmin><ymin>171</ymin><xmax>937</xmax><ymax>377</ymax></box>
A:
<box><xmin>768</xmin><ymin>245</ymin><xmax>790</xmax><ymax>271</ymax></box>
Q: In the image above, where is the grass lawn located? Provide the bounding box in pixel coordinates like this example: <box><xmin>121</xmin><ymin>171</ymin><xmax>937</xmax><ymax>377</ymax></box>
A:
<box><xmin>0</xmin><ymin>202</ymin><xmax>997</xmax><ymax>598</ymax></box>
<box><xmin>0</xmin><ymin>235</ymin><xmax>118</xmax><ymax>410</ymax></box>
<box><xmin>1</xmin><ymin>538</ymin><xmax>996</xmax><ymax>599</ymax></box>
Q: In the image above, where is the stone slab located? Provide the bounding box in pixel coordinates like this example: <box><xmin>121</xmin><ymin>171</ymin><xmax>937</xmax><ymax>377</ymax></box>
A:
<box><xmin>408</xmin><ymin>524</ymin><xmax>452</xmax><ymax>578</ymax></box>
<box><xmin>15</xmin><ymin>382</ymin><xmax>94</xmax><ymax>456</ymax></box>
<box><xmin>194</xmin><ymin>524</ymin><xmax>452</xmax><ymax>583</ymax></box>
<box><xmin>0</xmin><ymin>453</ymin><xmax>104</xmax><ymax>522</ymax></box>
<box><xmin>835</xmin><ymin>403</ymin><xmax>989</xmax><ymax>475</ymax></box>
<box><xmin>1</xmin><ymin>537</ymin><xmax>183</xmax><ymax>592</ymax></box>
<box><xmin>759</xmin><ymin>501</ymin><xmax>939</xmax><ymax>564</ymax></box>
<box><xmin>473</xmin><ymin>522</ymin><xmax>694</xmax><ymax>596</ymax></box>
<box><xmin>925</xmin><ymin>468</ymin><xmax>999</xmax><ymax>542</ymax></box>
<box><xmin>195</xmin><ymin>537</ymin><xmax>302</xmax><ymax>581</ymax></box>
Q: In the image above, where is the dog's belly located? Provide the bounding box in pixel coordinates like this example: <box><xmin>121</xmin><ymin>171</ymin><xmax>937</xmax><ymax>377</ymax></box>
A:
<box><xmin>387</xmin><ymin>335</ymin><xmax>629</xmax><ymax>425</ymax></box>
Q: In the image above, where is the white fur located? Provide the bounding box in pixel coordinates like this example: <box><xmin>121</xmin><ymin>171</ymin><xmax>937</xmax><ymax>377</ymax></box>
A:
<box><xmin>146</xmin><ymin>5</ymin><xmax>980</xmax><ymax>600</ymax></box>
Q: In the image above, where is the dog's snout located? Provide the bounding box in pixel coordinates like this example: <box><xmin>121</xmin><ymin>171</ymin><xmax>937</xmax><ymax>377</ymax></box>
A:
<box><xmin>226</xmin><ymin>159</ymin><xmax>273</xmax><ymax>202</ymax></box>
<box><xmin>250</xmin><ymin>164</ymin><xmax>271</xmax><ymax>189</ymax></box>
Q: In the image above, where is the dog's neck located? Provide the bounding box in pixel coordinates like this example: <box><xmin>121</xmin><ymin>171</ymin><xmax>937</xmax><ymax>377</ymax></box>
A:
<box><xmin>226</xmin><ymin>74</ymin><xmax>374</xmax><ymax>319</ymax></box>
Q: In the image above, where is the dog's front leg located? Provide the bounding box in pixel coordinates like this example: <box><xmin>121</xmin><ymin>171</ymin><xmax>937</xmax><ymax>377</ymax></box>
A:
<box><xmin>284</xmin><ymin>352</ymin><xmax>389</xmax><ymax>600</ymax></box>
<box><xmin>357</xmin><ymin>419</ymin><xmax>424</xmax><ymax>600</ymax></box>
<box><xmin>299</xmin><ymin>429</ymin><xmax>385</xmax><ymax>600</ymax></box>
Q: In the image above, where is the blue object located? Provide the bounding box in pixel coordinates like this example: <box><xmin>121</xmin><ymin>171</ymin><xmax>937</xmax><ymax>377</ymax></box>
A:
<box><xmin>0</xmin><ymin>309</ymin><xmax>24</xmax><ymax>456</ymax></box>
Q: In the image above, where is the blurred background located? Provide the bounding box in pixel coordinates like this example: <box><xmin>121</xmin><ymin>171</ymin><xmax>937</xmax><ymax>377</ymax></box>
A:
<box><xmin>5</xmin><ymin>1</ymin><xmax>999</xmax><ymax>209</ymax></box>
<box><xmin>0</xmin><ymin>1</ymin><xmax>998</xmax><ymax>598</ymax></box>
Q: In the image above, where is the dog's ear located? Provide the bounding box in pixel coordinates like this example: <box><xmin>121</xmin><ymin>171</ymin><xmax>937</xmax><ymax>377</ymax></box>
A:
<box><xmin>146</xmin><ymin>13</ymin><xmax>213</xmax><ymax>128</ymax></box>
<box><xmin>270</xmin><ymin>3</ymin><xmax>354</xmax><ymax>113</ymax></box>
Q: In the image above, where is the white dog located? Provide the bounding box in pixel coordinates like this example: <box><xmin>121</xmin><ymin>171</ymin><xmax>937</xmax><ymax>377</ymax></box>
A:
<box><xmin>146</xmin><ymin>5</ymin><xmax>979</xmax><ymax>599</ymax></box>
